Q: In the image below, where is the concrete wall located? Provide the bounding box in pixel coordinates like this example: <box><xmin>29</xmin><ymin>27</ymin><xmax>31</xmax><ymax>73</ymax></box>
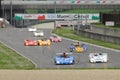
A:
<box><xmin>90</xmin><ymin>26</ymin><xmax>120</xmax><ymax>37</ymax></box>
<box><xmin>75</xmin><ymin>25</ymin><xmax>120</xmax><ymax>44</ymax></box>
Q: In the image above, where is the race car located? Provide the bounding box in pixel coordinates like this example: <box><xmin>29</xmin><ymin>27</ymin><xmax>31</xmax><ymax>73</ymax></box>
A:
<box><xmin>70</xmin><ymin>42</ymin><xmax>87</xmax><ymax>53</ymax></box>
<box><xmin>33</xmin><ymin>30</ymin><xmax>44</xmax><ymax>37</ymax></box>
<box><xmin>38</xmin><ymin>39</ymin><xmax>51</xmax><ymax>46</ymax></box>
<box><xmin>50</xmin><ymin>35</ymin><xmax>62</xmax><ymax>42</ymax></box>
<box><xmin>54</xmin><ymin>52</ymin><xmax>74</xmax><ymax>65</ymax></box>
<box><xmin>28</xmin><ymin>27</ymin><xmax>37</xmax><ymax>32</ymax></box>
<box><xmin>56</xmin><ymin>24</ymin><xmax>61</xmax><ymax>29</ymax></box>
<box><xmin>24</xmin><ymin>39</ymin><xmax>38</xmax><ymax>46</ymax></box>
<box><xmin>89</xmin><ymin>53</ymin><xmax>108</xmax><ymax>63</ymax></box>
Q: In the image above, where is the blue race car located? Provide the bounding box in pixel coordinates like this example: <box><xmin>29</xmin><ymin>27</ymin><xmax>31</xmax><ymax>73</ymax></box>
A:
<box><xmin>54</xmin><ymin>52</ymin><xmax>75</xmax><ymax>65</ymax></box>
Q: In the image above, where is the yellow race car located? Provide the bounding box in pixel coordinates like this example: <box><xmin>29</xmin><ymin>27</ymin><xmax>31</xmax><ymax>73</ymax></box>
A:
<box><xmin>74</xmin><ymin>45</ymin><xmax>84</xmax><ymax>52</ymax></box>
<box><xmin>38</xmin><ymin>39</ymin><xmax>51</xmax><ymax>46</ymax></box>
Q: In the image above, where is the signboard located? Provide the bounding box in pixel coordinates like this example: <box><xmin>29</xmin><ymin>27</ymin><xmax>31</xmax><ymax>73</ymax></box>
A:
<box><xmin>56</xmin><ymin>14</ymin><xmax>99</xmax><ymax>20</ymax></box>
<box><xmin>15</xmin><ymin>14</ymin><xmax>23</xmax><ymax>20</ymax></box>
<box><xmin>15</xmin><ymin>13</ymin><xmax>99</xmax><ymax>20</ymax></box>
<box><xmin>56</xmin><ymin>21</ymin><xmax>76</xmax><ymax>26</ymax></box>
<box><xmin>105</xmin><ymin>21</ymin><xmax>114</xmax><ymax>26</ymax></box>
<box><xmin>46</xmin><ymin>14</ymin><xmax>57</xmax><ymax>19</ymax></box>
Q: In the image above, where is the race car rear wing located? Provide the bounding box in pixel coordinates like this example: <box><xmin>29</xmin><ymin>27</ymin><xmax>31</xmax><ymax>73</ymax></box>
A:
<box><xmin>89</xmin><ymin>53</ymin><xmax>108</xmax><ymax>56</ymax></box>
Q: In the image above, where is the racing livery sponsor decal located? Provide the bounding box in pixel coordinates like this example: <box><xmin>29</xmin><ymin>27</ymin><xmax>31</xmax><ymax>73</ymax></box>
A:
<box><xmin>38</xmin><ymin>15</ymin><xmax>45</xmax><ymax>20</ymax></box>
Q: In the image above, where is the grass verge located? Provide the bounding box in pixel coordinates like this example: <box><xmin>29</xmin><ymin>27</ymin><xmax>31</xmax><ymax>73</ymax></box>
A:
<box><xmin>0</xmin><ymin>42</ymin><xmax>35</xmax><ymax>69</ymax></box>
<box><xmin>52</xmin><ymin>27</ymin><xmax>120</xmax><ymax>50</ymax></box>
<box><xmin>62</xmin><ymin>9</ymin><xmax>115</xmax><ymax>13</ymax></box>
<box><xmin>92</xmin><ymin>23</ymin><xmax>120</xmax><ymax>30</ymax></box>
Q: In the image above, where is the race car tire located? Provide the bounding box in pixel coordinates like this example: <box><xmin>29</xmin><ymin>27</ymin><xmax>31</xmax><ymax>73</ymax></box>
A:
<box><xmin>24</xmin><ymin>43</ymin><xmax>26</xmax><ymax>46</ymax></box>
<box><xmin>54</xmin><ymin>61</ymin><xmax>58</xmax><ymax>65</ymax></box>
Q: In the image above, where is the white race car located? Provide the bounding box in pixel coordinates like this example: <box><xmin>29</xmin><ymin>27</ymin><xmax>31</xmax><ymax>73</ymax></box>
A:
<box><xmin>89</xmin><ymin>53</ymin><xmax>108</xmax><ymax>63</ymax></box>
<box><xmin>28</xmin><ymin>27</ymin><xmax>37</xmax><ymax>32</ymax></box>
<box><xmin>33</xmin><ymin>30</ymin><xmax>44</xmax><ymax>37</ymax></box>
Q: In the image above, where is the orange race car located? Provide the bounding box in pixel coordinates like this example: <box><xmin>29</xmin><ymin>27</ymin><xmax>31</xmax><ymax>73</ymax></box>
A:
<box><xmin>70</xmin><ymin>42</ymin><xmax>87</xmax><ymax>53</ymax></box>
<box><xmin>38</xmin><ymin>38</ymin><xmax>51</xmax><ymax>46</ymax></box>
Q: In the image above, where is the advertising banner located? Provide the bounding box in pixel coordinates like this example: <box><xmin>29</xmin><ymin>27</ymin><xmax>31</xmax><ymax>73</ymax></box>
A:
<box><xmin>15</xmin><ymin>13</ymin><xmax>99</xmax><ymax>20</ymax></box>
<box><xmin>105</xmin><ymin>21</ymin><xmax>115</xmax><ymax>26</ymax></box>
<box><xmin>56</xmin><ymin>14</ymin><xmax>99</xmax><ymax>20</ymax></box>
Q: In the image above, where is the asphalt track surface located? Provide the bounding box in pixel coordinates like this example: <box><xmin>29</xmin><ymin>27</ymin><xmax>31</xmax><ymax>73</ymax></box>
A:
<box><xmin>0</xmin><ymin>25</ymin><xmax>120</xmax><ymax>69</ymax></box>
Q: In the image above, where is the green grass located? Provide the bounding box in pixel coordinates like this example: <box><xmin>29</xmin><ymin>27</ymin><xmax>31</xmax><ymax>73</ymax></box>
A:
<box><xmin>0</xmin><ymin>42</ymin><xmax>35</xmax><ymax>69</ymax></box>
<box><xmin>92</xmin><ymin>23</ymin><xmax>120</xmax><ymax>30</ymax></box>
<box><xmin>26</xmin><ymin>9</ymin><xmax>39</xmax><ymax>13</ymax></box>
<box><xmin>62</xmin><ymin>9</ymin><xmax>116</xmax><ymax>13</ymax></box>
<box><xmin>52</xmin><ymin>27</ymin><xmax>120</xmax><ymax>50</ymax></box>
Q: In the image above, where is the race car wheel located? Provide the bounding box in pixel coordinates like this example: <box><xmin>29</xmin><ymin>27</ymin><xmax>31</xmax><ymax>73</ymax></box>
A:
<box><xmin>58</xmin><ymin>40</ymin><xmax>61</xmax><ymax>42</ymax></box>
<box><xmin>70</xmin><ymin>50</ymin><xmax>73</xmax><ymax>52</ymax></box>
<box><xmin>54</xmin><ymin>61</ymin><xmax>58</xmax><ymax>65</ymax></box>
<box><xmin>70</xmin><ymin>48</ymin><xmax>73</xmax><ymax>52</ymax></box>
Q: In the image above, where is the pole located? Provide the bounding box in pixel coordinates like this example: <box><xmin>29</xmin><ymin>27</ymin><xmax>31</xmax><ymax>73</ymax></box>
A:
<box><xmin>0</xmin><ymin>0</ymin><xmax>2</xmax><ymax>17</ymax></box>
<box><xmin>2</xmin><ymin>0</ymin><xmax>4</xmax><ymax>18</ymax></box>
<box><xmin>22</xmin><ymin>0</ymin><xmax>24</xmax><ymax>28</ymax></box>
<box><xmin>54</xmin><ymin>0</ymin><xmax>56</xmax><ymax>14</ymax></box>
<box><xmin>54</xmin><ymin>0</ymin><xmax>56</xmax><ymax>29</ymax></box>
<box><xmin>77</xmin><ymin>13</ymin><xmax>80</xmax><ymax>34</ymax></box>
<box><xmin>10</xmin><ymin>0</ymin><xmax>12</xmax><ymax>25</ymax></box>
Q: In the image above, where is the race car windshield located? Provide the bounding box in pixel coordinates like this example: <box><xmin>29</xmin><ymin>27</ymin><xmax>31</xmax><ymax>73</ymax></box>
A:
<box><xmin>99</xmin><ymin>53</ymin><xmax>103</xmax><ymax>55</ymax></box>
<box><xmin>94</xmin><ymin>54</ymin><xmax>98</xmax><ymax>56</ymax></box>
<box><xmin>52</xmin><ymin>35</ymin><xmax>57</xmax><ymax>38</ymax></box>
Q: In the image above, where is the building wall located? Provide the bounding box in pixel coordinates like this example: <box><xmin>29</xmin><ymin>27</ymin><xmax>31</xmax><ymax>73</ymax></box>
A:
<box><xmin>100</xmin><ymin>13</ymin><xmax>120</xmax><ymax>26</ymax></box>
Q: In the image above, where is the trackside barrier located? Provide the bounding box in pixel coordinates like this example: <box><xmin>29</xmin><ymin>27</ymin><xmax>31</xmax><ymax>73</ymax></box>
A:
<box><xmin>74</xmin><ymin>25</ymin><xmax>120</xmax><ymax>44</ymax></box>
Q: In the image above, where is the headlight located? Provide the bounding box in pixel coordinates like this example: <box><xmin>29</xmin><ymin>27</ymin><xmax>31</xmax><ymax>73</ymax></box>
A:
<box><xmin>90</xmin><ymin>58</ymin><xmax>94</xmax><ymax>62</ymax></box>
<box><xmin>56</xmin><ymin>61</ymin><xmax>60</xmax><ymax>64</ymax></box>
<box><xmin>70</xmin><ymin>60</ymin><xmax>73</xmax><ymax>63</ymax></box>
<box><xmin>103</xmin><ymin>58</ymin><xmax>107</xmax><ymax>62</ymax></box>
